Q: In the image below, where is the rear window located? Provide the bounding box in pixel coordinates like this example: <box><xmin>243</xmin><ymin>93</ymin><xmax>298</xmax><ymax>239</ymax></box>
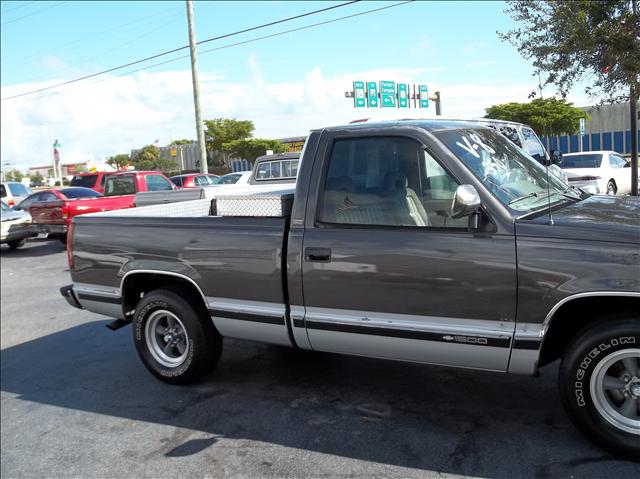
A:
<box><xmin>70</xmin><ymin>175</ymin><xmax>98</xmax><ymax>188</ymax></box>
<box><xmin>105</xmin><ymin>176</ymin><xmax>136</xmax><ymax>196</ymax></box>
<box><xmin>255</xmin><ymin>159</ymin><xmax>299</xmax><ymax>180</ymax></box>
<box><xmin>562</xmin><ymin>154</ymin><xmax>603</xmax><ymax>169</ymax></box>
<box><xmin>217</xmin><ymin>174</ymin><xmax>241</xmax><ymax>184</ymax></box>
<box><xmin>8</xmin><ymin>183</ymin><xmax>31</xmax><ymax>196</ymax></box>
<box><xmin>60</xmin><ymin>188</ymin><xmax>102</xmax><ymax>199</ymax></box>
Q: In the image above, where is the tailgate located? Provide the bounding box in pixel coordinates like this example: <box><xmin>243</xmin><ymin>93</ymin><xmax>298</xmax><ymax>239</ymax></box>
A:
<box><xmin>30</xmin><ymin>200</ymin><xmax>66</xmax><ymax>225</ymax></box>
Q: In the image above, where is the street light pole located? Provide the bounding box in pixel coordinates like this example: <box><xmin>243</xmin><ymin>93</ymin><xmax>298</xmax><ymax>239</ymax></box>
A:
<box><xmin>186</xmin><ymin>0</ymin><xmax>208</xmax><ymax>174</ymax></box>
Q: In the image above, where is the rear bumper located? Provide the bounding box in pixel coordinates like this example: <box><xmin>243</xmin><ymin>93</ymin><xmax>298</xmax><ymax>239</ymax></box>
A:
<box><xmin>35</xmin><ymin>224</ymin><xmax>67</xmax><ymax>235</ymax></box>
<box><xmin>1</xmin><ymin>226</ymin><xmax>37</xmax><ymax>243</ymax></box>
<box><xmin>60</xmin><ymin>285</ymin><xmax>83</xmax><ymax>309</ymax></box>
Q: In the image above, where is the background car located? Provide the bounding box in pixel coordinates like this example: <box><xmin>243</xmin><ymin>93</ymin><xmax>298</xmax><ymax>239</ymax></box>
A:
<box><xmin>1</xmin><ymin>181</ymin><xmax>33</xmax><ymax>207</ymax></box>
<box><xmin>561</xmin><ymin>151</ymin><xmax>631</xmax><ymax>195</ymax></box>
<box><xmin>170</xmin><ymin>173</ymin><xmax>220</xmax><ymax>188</ymax></box>
<box><xmin>16</xmin><ymin>187</ymin><xmax>103</xmax><ymax>243</ymax></box>
<box><xmin>1</xmin><ymin>200</ymin><xmax>35</xmax><ymax>249</ymax></box>
<box><xmin>214</xmin><ymin>171</ymin><xmax>251</xmax><ymax>186</ymax></box>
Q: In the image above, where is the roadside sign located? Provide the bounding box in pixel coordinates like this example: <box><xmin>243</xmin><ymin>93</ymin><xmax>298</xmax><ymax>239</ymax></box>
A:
<box><xmin>418</xmin><ymin>85</ymin><xmax>428</xmax><ymax>108</ymax></box>
<box><xmin>353</xmin><ymin>81</ymin><xmax>366</xmax><ymax>108</ymax></box>
<box><xmin>579</xmin><ymin>118</ymin><xmax>585</xmax><ymax>135</ymax></box>
<box><xmin>367</xmin><ymin>81</ymin><xmax>378</xmax><ymax>107</ymax></box>
<box><xmin>170</xmin><ymin>149</ymin><xmax>177</xmax><ymax>157</ymax></box>
<box><xmin>397</xmin><ymin>83</ymin><xmax>408</xmax><ymax>108</ymax></box>
<box><xmin>380</xmin><ymin>80</ymin><xmax>396</xmax><ymax>108</ymax></box>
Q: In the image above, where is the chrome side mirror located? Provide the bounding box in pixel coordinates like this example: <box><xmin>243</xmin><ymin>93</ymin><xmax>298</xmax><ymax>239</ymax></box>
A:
<box><xmin>451</xmin><ymin>184</ymin><xmax>481</xmax><ymax>219</ymax></box>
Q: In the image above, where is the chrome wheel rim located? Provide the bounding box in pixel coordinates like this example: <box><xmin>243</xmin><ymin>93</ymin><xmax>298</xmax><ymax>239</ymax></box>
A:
<box><xmin>590</xmin><ymin>348</ymin><xmax>640</xmax><ymax>435</ymax></box>
<box><xmin>606</xmin><ymin>183</ymin><xmax>615</xmax><ymax>195</ymax></box>
<box><xmin>145</xmin><ymin>310</ymin><xmax>189</xmax><ymax>368</ymax></box>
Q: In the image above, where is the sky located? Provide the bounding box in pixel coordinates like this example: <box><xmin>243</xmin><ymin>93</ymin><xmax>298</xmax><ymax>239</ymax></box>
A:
<box><xmin>0</xmin><ymin>0</ymin><xmax>592</xmax><ymax>171</ymax></box>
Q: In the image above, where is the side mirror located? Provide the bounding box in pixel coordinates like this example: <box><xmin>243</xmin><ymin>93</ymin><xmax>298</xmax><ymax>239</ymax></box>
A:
<box><xmin>451</xmin><ymin>184</ymin><xmax>481</xmax><ymax>219</ymax></box>
<box><xmin>623</xmin><ymin>162</ymin><xmax>631</xmax><ymax>168</ymax></box>
<box><xmin>550</xmin><ymin>149</ymin><xmax>563</xmax><ymax>165</ymax></box>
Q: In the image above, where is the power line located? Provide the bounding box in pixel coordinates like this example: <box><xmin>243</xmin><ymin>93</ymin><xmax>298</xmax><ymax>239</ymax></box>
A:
<box><xmin>3</xmin><ymin>1</ymin><xmax>415</xmax><ymax>105</ymax></box>
<box><xmin>1</xmin><ymin>1</ymin><xmax>38</xmax><ymax>15</ymax></box>
<box><xmin>1</xmin><ymin>0</ymin><xmax>67</xmax><ymax>26</ymax></box>
<box><xmin>1</xmin><ymin>0</ymin><xmax>360</xmax><ymax>101</ymax></box>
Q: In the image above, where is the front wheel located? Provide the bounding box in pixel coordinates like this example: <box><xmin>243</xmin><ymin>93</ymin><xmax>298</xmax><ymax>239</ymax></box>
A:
<box><xmin>559</xmin><ymin>317</ymin><xmax>639</xmax><ymax>460</ymax></box>
<box><xmin>132</xmin><ymin>288</ymin><xmax>222</xmax><ymax>385</ymax></box>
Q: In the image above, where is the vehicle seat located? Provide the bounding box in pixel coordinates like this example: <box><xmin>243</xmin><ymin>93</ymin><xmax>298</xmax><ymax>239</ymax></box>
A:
<box><xmin>383</xmin><ymin>172</ymin><xmax>430</xmax><ymax>227</ymax></box>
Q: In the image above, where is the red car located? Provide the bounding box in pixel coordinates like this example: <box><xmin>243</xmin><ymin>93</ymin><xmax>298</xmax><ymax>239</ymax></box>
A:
<box><xmin>170</xmin><ymin>173</ymin><xmax>220</xmax><ymax>188</ymax></box>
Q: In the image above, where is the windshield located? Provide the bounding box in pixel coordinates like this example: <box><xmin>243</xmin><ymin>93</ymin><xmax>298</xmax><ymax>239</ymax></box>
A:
<box><xmin>434</xmin><ymin>128</ymin><xmax>577</xmax><ymax>213</ymax></box>
<box><xmin>561</xmin><ymin>154</ymin><xmax>603</xmax><ymax>169</ymax></box>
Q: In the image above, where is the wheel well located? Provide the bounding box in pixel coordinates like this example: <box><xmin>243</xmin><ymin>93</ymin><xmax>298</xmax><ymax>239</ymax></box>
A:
<box><xmin>121</xmin><ymin>273</ymin><xmax>208</xmax><ymax>317</ymax></box>
<box><xmin>538</xmin><ymin>296</ymin><xmax>638</xmax><ymax>367</ymax></box>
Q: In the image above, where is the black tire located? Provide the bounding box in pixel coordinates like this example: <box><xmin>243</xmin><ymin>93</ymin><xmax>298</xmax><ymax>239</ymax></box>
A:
<box><xmin>58</xmin><ymin>234</ymin><xmax>67</xmax><ymax>245</ymax></box>
<box><xmin>132</xmin><ymin>288</ymin><xmax>222</xmax><ymax>385</ymax></box>
<box><xmin>606</xmin><ymin>180</ymin><xmax>617</xmax><ymax>195</ymax></box>
<box><xmin>559</xmin><ymin>317</ymin><xmax>640</xmax><ymax>460</ymax></box>
<box><xmin>7</xmin><ymin>238</ymin><xmax>26</xmax><ymax>250</ymax></box>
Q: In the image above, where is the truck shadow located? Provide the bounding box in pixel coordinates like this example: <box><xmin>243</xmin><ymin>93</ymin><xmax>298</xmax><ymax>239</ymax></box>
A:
<box><xmin>0</xmin><ymin>321</ymin><xmax>627</xmax><ymax>477</ymax></box>
<box><xmin>0</xmin><ymin>238</ymin><xmax>65</xmax><ymax>257</ymax></box>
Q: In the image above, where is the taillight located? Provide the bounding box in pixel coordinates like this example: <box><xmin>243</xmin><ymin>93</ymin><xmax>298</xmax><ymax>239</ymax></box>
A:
<box><xmin>66</xmin><ymin>222</ymin><xmax>74</xmax><ymax>269</ymax></box>
<box><xmin>8</xmin><ymin>199</ymin><xmax>14</xmax><ymax>206</ymax></box>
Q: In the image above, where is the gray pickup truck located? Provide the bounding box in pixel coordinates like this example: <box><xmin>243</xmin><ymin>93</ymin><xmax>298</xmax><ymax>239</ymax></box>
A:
<box><xmin>61</xmin><ymin>119</ymin><xmax>639</xmax><ymax>459</ymax></box>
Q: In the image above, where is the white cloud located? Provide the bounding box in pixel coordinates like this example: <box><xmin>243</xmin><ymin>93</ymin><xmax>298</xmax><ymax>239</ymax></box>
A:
<box><xmin>0</xmin><ymin>57</ymin><xmax>588</xmax><ymax>172</ymax></box>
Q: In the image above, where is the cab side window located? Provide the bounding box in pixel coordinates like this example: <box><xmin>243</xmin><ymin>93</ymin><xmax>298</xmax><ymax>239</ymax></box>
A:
<box><xmin>146</xmin><ymin>175</ymin><xmax>173</xmax><ymax>191</ymax></box>
<box><xmin>319</xmin><ymin>137</ymin><xmax>465</xmax><ymax>228</ymax></box>
<box><xmin>522</xmin><ymin>128</ymin><xmax>546</xmax><ymax>160</ymax></box>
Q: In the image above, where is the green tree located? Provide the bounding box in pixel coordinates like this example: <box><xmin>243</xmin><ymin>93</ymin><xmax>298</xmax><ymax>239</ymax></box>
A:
<box><xmin>5</xmin><ymin>169</ymin><xmax>23</xmax><ymax>182</ymax></box>
<box><xmin>499</xmin><ymin>0</ymin><xmax>640</xmax><ymax>194</ymax></box>
<box><xmin>204</xmin><ymin>118</ymin><xmax>254</xmax><ymax>169</ymax></box>
<box><xmin>169</xmin><ymin>139</ymin><xmax>194</xmax><ymax>146</ymax></box>
<box><xmin>31</xmin><ymin>172</ymin><xmax>44</xmax><ymax>184</ymax></box>
<box><xmin>485</xmin><ymin>97</ymin><xmax>589</xmax><ymax>137</ymax></box>
<box><xmin>222</xmin><ymin>139</ymin><xmax>286</xmax><ymax>163</ymax></box>
<box><xmin>131</xmin><ymin>145</ymin><xmax>175</xmax><ymax>172</ymax></box>
<box><xmin>106</xmin><ymin>153</ymin><xmax>130</xmax><ymax>171</ymax></box>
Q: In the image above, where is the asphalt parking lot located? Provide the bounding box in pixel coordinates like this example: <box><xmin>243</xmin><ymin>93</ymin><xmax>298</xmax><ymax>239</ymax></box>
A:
<box><xmin>1</xmin><ymin>238</ymin><xmax>639</xmax><ymax>478</ymax></box>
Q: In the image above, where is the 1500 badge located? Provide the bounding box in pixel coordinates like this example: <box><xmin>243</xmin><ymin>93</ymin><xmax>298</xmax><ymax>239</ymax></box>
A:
<box><xmin>443</xmin><ymin>335</ymin><xmax>489</xmax><ymax>345</ymax></box>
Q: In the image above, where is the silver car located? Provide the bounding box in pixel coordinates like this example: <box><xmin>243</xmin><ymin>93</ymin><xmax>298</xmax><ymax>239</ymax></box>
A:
<box><xmin>1</xmin><ymin>200</ymin><xmax>35</xmax><ymax>249</ymax></box>
<box><xmin>1</xmin><ymin>182</ymin><xmax>33</xmax><ymax>208</ymax></box>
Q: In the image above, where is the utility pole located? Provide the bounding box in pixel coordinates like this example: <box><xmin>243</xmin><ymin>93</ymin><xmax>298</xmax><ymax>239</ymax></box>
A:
<box><xmin>630</xmin><ymin>85</ymin><xmax>638</xmax><ymax>196</ymax></box>
<box><xmin>186</xmin><ymin>0</ymin><xmax>208</xmax><ymax>174</ymax></box>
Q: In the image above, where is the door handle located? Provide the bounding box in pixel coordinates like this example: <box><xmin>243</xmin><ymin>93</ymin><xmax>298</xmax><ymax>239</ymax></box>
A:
<box><xmin>304</xmin><ymin>247</ymin><xmax>331</xmax><ymax>262</ymax></box>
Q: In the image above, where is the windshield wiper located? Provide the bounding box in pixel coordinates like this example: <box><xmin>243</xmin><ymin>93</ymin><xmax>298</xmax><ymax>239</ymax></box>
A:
<box><xmin>508</xmin><ymin>192</ymin><xmax>543</xmax><ymax>205</ymax></box>
<box><xmin>561</xmin><ymin>185</ymin><xmax>583</xmax><ymax>200</ymax></box>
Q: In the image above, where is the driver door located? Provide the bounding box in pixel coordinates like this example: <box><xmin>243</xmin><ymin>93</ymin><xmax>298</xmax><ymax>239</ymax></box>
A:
<box><xmin>301</xmin><ymin>133</ymin><xmax>517</xmax><ymax>371</ymax></box>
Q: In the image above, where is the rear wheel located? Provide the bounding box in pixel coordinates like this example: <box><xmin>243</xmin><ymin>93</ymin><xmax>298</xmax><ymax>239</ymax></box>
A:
<box><xmin>132</xmin><ymin>288</ymin><xmax>222</xmax><ymax>384</ymax></box>
<box><xmin>7</xmin><ymin>238</ymin><xmax>26</xmax><ymax>250</ymax></box>
<box><xmin>559</xmin><ymin>317</ymin><xmax>640</xmax><ymax>460</ymax></box>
